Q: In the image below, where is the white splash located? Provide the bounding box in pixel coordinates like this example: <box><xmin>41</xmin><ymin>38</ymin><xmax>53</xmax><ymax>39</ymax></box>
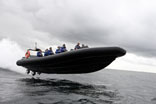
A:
<box><xmin>0</xmin><ymin>38</ymin><xmax>26</xmax><ymax>74</ymax></box>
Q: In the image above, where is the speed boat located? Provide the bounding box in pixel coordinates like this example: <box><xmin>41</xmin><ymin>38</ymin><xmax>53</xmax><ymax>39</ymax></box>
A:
<box><xmin>16</xmin><ymin>47</ymin><xmax>126</xmax><ymax>74</ymax></box>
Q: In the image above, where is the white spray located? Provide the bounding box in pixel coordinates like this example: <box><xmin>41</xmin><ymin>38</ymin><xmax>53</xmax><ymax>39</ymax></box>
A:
<box><xmin>0</xmin><ymin>38</ymin><xmax>26</xmax><ymax>74</ymax></box>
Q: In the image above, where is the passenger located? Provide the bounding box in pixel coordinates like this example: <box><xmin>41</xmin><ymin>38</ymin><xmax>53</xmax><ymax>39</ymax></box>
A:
<box><xmin>48</xmin><ymin>47</ymin><xmax>54</xmax><ymax>55</ymax></box>
<box><xmin>81</xmin><ymin>44</ymin><xmax>85</xmax><ymax>48</ymax></box>
<box><xmin>85</xmin><ymin>45</ymin><xmax>89</xmax><ymax>48</ymax></box>
<box><xmin>55</xmin><ymin>46</ymin><xmax>61</xmax><ymax>54</ymax></box>
<box><xmin>44</xmin><ymin>49</ymin><xmax>49</xmax><ymax>56</ymax></box>
<box><xmin>25</xmin><ymin>49</ymin><xmax>30</xmax><ymax>59</ymax></box>
<box><xmin>60</xmin><ymin>44</ymin><xmax>67</xmax><ymax>52</ymax></box>
<box><xmin>74</xmin><ymin>43</ymin><xmax>81</xmax><ymax>50</ymax></box>
<box><xmin>37</xmin><ymin>49</ymin><xmax>43</xmax><ymax>57</ymax></box>
<box><xmin>81</xmin><ymin>44</ymin><xmax>89</xmax><ymax>49</ymax></box>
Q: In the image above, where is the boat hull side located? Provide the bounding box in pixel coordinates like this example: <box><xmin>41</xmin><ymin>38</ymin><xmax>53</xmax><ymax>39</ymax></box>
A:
<box><xmin>23</xmin><ymin>56</ymin><xmax>115</xmax><ymax>74</ymax></box>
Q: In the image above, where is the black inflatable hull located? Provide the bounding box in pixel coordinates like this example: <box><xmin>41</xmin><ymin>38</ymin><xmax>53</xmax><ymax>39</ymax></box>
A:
<box><xmin>16</xmin><ymin>47</ymin><xmax>126</xmax><ymax>74</ymax></box>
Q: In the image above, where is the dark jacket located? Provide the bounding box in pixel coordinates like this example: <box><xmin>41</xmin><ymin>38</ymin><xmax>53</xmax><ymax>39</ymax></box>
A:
<box><xmin>74</xmin><ymin>45</ymin><xmax>80</xmax><ymax>50</ymax></box>
<box><xmin>60</xmin><ymin>47</ymin><xmax>67</xmax><ymax>52</ymax></box>
<box><xmin>48</xmin><ymin>50</ymin><xmax>54</xmax><ymax>55</ymax></box>
<box><xmin>55</xmin><ymin>49</ymin><xmax>61</xmax><ymax>54</ymax></box>
<box><xmin>44</xmin><ymin>51</ymin><xmax>49</xmax><ymax>56</ymax></box>
<box><xmin>37</xmin><ymin>51</ymin><xmax>43</xmax><ymax>57</ymax></box>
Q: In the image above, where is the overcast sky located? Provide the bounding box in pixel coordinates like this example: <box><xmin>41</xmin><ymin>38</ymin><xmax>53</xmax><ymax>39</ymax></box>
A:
<box><xmin>0</xmin><ymin>0</ymin><xmax>156</xmax><ymax>73</ymax></box>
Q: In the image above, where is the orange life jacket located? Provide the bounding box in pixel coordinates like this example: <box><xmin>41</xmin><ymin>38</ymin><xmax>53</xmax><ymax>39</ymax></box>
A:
<box><xmin>25</xmin><ymin>51</ymin><xmax>30</xmax><ymax>59</ymax></box>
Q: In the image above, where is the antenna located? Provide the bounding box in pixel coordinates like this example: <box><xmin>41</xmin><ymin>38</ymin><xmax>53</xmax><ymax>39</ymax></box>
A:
<box><xmin>35</xmin><ymin>42</ymin><xmax>37</xmax><ymax>49</ymax></box>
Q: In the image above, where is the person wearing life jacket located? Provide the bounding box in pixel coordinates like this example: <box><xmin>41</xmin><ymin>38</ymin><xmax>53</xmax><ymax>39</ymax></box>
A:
<box><xmin>44</xmin><ymin>49</ymin><xmax>49</xmax><ymax>56</ymax></box>
<box><xmin>55</xmin><ymin>46</ymin><xmax>61</xmax><ymax>54</ymax></box>
<box><xmin>81</xmin><ymin>44</ymin><xmax>89</xmax><ymax>49</ymax></box>
<box><xmin>48</xmin><ymin>47</ymin><xmax>54</xmax><ymax>55</ymax></box>
<box><xmin>60</xmin><ymin>44</ymin><xmax>67</xmax><ymax>52</ymax></box>
<box><xmin>37</xmin><ymin>49</ymin><xmax>43</xmax><ymax>57</ymax></box>
<box><xmin>74</xmin><ymin>42</ymin><xmax>81</xmax><ymax>50</ymax></box>
<box><xmin>25</xmin><ymin>49</ymin><xmax>30</xmax><ymax>59</ymax></box>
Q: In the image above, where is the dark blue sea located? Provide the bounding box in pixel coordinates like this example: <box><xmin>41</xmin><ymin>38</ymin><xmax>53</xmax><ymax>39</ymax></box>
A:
<box><xmin>1</xmin><ymin>68</ymin><xmax>156</xmax><ymax>104</ymax></box>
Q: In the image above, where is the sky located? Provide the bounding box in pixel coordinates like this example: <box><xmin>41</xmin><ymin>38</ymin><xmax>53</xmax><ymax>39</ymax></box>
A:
<box><xmin>0</xmin><ymin>0</ymin><xmax>156</xmax><ymax>73</ymax></box>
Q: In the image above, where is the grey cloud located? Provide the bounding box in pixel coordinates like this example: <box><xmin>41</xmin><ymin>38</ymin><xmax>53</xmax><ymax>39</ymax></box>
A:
<box><xmin>0</xmin><ymin>0</ymin><xmax>156</xmax><ymax>58</ymax></box>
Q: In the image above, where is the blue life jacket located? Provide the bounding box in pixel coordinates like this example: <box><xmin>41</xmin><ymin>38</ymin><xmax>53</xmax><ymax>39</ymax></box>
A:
<box><xmin>60</xmin><ymin>47</ymin><xmax>67</xmax><ymax>52</ymax></box>
<box><xmin>55</xmin><ymin>49</ymin><xmax>61</xmax><ymax>54</ymax></box>
<box><xmin>75</xmin><ymin>45</ymin><xmax>80</xmax><ymax>50</ymax></box>
<box><xmin>48</xmin><ymin>50</ymin><xmax>54</xmax><ymax>55</ymax></box>
<box><xmin>44</xmin><ymin>51</ymin><xmax>48</xmax><ymax>56</ymax></box>
<box><xmin>37</xmin><ymin>51</ymin><xmax>43</xmax><ymax>57</ymax></box>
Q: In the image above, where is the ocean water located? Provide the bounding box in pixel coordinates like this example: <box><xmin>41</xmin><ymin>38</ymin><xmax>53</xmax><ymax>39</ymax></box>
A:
<box><xmin>0</xmin><ymin>68</ymin><xmax>156</xmax><ymax>104</ymax></box>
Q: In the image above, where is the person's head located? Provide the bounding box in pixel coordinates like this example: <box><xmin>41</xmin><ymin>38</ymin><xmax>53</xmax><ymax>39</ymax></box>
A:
<box><xmin>77</xmin><ymin>42</ymin><xmax>80</xmax><ymax>45</ymax></box>
<box><xmin>49</xmin><ymin>47</ymin><xmax>52</xmax><ymax>50</ymax></box>
<box><xmin>58</xmin><ymin>46</ymin><xmax>60</xmax><ymax>49</ymax></box>
<box><xmin>63</xmin><ymin>44</ymin><xmax>66</xmax><ymax>48</ymax></box>
<box><xmin>82</xmin><ymin>44</ymin><xmax>85</xmax><ymax>47</ymax></box>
